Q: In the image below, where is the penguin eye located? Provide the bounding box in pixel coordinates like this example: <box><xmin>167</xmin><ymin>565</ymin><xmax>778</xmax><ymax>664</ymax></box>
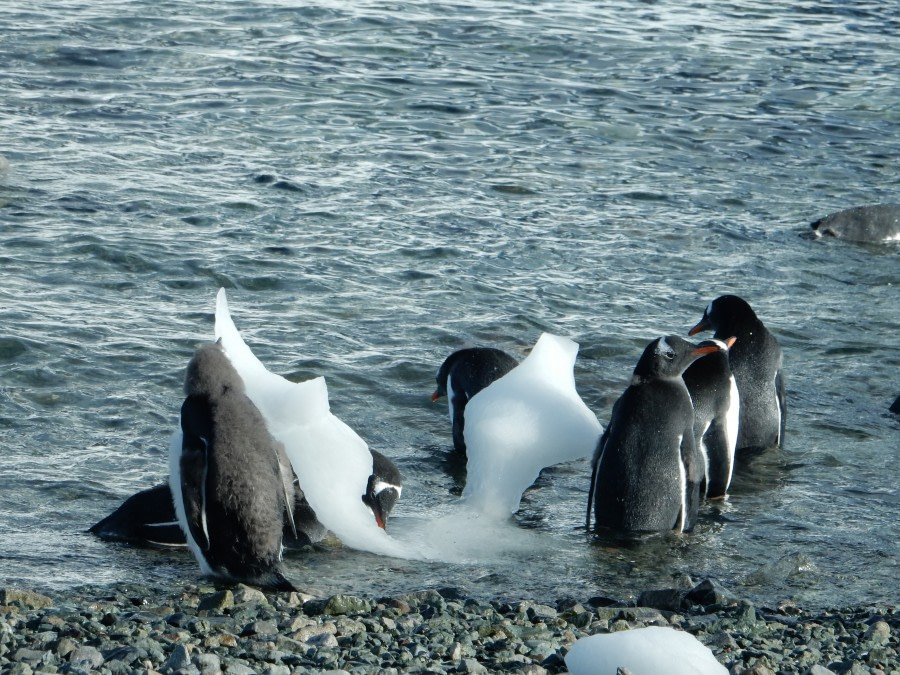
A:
<box><xmin>664</xmin><ymin>351</ymin><xmax>675</xmax><ymax>360</ymax></box>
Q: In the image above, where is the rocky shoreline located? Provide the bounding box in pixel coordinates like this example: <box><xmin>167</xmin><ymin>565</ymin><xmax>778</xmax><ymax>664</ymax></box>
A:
<box><xmin>1</xmin><ymin>580</ymin><xmax>896</xmax><ymax>674</ymax></box>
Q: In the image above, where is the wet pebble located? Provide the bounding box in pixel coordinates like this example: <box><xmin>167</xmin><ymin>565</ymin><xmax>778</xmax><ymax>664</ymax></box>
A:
<box><xmin>0</xmin><ymin>582</ymin><xmax>896</xmax><ymax>673</ymax></box>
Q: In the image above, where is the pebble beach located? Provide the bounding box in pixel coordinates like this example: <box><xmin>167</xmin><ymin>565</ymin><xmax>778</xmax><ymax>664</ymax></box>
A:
<box><xmin>2</xmin><ymin>579</ymin><xmax>896</xmax><ymax>674</ymax></box>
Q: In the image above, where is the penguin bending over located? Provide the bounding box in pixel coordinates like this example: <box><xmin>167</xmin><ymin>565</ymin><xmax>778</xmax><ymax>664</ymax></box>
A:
<box><xmin>689</xmin><ymin>295</ymin><xmax>785</xmax><ymax>454</ymax></box>
<box><xmin>682</xmin><ymin>337</ymin><xmax>739</xmax><ymax>499</ymax></box>
<box><xmin>90</xmin><ymin>449</ymin><xmax>403</xmax><ymax>550</ymax></box>
<box><xmin>432</xmin><ymin>347</ymin><xmax>518</xmax><ymax>454</ymax></box>
<box><xmin>169</xmin><ymin>341</ymin><xmax>296</xmax><ymax>590</ymax></box>
<box><xmin>88</xmin><ymin>483</ymin><xmax>185</xmax><ymax>548</ymax></box>
<box><xmin>588</xmin><ymin>336</ymin><xmax>724</xmax><ymax>534</ymax></box>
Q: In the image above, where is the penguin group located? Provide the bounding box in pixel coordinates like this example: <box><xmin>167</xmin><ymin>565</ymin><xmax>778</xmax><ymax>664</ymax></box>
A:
<box><xmin>91</xmin><ymin>291</ymin><xmax>404</xmax><ymax>590</ymax></box>
<box><xmin>433</xmin><ymin>294</ymin><xmax>785</xmax><ymax>537</ymax></box>
<box><xmin>91</xmin><ymin>290</ymin><xmax>785</xmax><ymax>587</ymax></box>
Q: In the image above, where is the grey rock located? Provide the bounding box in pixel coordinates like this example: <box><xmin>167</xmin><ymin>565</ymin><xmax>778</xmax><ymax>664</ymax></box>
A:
<box><xmin>323</xmin><ymin>594</ymin><xmax>372</xmax><ymax>616</ymax></box>
<box><xmin>193</xmin><ymin>652</ymin><xmax>221</xmax><ymax>675</ymax></box>
<box><xmin>456</xmin><ymin>657</ymin><xmax>488</xmax><ymax>673</ymax></box>
<box><xmin>686</xmin><ymin>579</ymin><xmax>733</xmax><ymax>607</ymax></box>
<box><xmin>864</xmin><ymin>620</ymin><xmax>890</xmax><ymax>645</ymax></box>
<box><xmin>637</xmin><ymin>588</ymin><xmax>685</xmax><ymax>612</ymax></box>
<box><xmin>198</xmin><ymin>590</ymin><xmax>234</xmax><ymax>613</ymax></box>
<box><xmin>220</xmin><ymin>659</ymin><xmax>256</xmax><ymax>674</ymax></box>
<box><xmin>70</xmin><ymin>645</ymin><xmax>105</xmax><ymax>670</ymax></box>
<box><xmin>0</xmin><ymin>589</ymin><xmax>54</xmax><ymax>609</ymax></box>
<box><xmin>164</xmin><ymin>644</ymin><xmax>192</xmax><ymax>672</ymax></box>
<box><xmin>305</xmin><ymin>632</ymin><xmax>339</xmax><ymax>649</ymax></box>
<box><xmin>807</xmin><ymin>666</ymin><xmax>837</xmax><ymax>675</ymax></box>
<box><xmin>13</xmin><ymin>648</ymin><xmax>45</xmax><ymax>666</ymax></box>
<box><xmin>232</xmin><ymin>585</ymin><xmax>268</xmax><ymax>606</ymax></box>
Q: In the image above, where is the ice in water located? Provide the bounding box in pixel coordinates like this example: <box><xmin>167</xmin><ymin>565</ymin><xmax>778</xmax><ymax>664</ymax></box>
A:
<box><xmin>565</xmin><ymin>626</ymin><xmax>728</xmax><ymax>675</ymax></box>
<box><xmin>214</xmin><ymin>289</ymin><xmax>411</xmax><ymax>559</ymax></box>
<box><xmin>461</xmin><ymin>333</ymin><xmax>603</xmax><ymax>518</ymax></box>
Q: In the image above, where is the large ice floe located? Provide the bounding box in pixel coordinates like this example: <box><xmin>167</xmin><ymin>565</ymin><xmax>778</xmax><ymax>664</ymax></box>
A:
<box><xmin>461</xmin><ymin>332</ymin><xmax>603</xmax><ymax>518</ymax></box>
<box><xmin>208</xmin><ymin>290</ymin><xmax>600</xmax><ymax>564</ymax></box>
<box><xmin>214</xmin><ymin>288</ymin><xmax>410</xmax><ymax>559</ymax></box>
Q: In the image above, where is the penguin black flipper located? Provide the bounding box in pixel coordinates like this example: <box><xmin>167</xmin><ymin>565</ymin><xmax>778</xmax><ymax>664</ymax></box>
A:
<box><xmin>679</xmin><ymin>431</ymin><xmax>703</xmax><ymax>533</ymax></box>
<box><xmin>178</xmin><ymin>394</ymin><xmax>213</xmax><ymax>554</ymax></box>
<box><xmin>275</xmin><ymin>444</ymin><xmax>298</xmax><ymax>539</ymax></box>
<box><xmin>586</xmin><ymin>413</ymin><xmax>614</xmax><ymax>530</ymax></box>
<box><xmin>775</xmin><ymin>368</ymin><xmax>787</xmax><ymax>448</ymax></box>
<box><xmin>702</xmin><ymin>418</ymin><xmax>733</xmax><ymax>499</ymax></box>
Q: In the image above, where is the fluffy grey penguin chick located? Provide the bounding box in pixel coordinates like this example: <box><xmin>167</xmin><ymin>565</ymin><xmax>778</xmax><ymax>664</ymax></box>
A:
<box><xmin>170</xmin><ymin>340</ymin><xmax>296</xmax><ymax>591</ymax></box>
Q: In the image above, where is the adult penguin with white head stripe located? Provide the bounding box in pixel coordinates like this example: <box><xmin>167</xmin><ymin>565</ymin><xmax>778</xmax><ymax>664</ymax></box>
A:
<box><xmin>689</xmin><ymin>295</ymin><xmax>786</xmax><ymax>454</ymax></box>
<box><xmin>588</xmin><ymin>336</ymin><xmax>724</xmax><ymax>534</ymax></box>
<box><xmin>169</xmin><ymin>340</ymin><xmax>296</xmax><ymax>590</ymax></box>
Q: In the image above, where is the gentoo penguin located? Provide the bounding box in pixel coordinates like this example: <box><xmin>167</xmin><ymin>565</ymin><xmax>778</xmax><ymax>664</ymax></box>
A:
<box><xmin>90</xmin><ymin>449</ymin><xmax>403</xmax><ymax>549</ymax></box>
<box><xmin>682</xmin><ymin>337</ymin><xmax>739</xmax><ymax>499</ymax></box>
<box><xmin>88</xmin><ymin>484</ymin><xmax>185</xmax><ymax>548</ymax></box>
<box><xmin>588</xmin><ymin>336</ymin><xmax>723</xmax><ymax>534</ymax></box>
<box><xmin>810</xmin><ymin>204</ymin><xmax>900</xmax><ymax>243</ymax></box>
<box><xmin>689</xmin><ymin>295</ymin><xmax>786</xmax><ymax>453</ymax></box>
<box><xmin>364</xmin><ymin>449</ymin><xmax>403</xmax><ymax>529</ymax></box>
<box><xmin>169</xmin><ymin>341</ymin><xmax>296</xmax><ymax>590</ymax></box>
<box><xmin>432</xmin><ymin>347</ymin><xmax>518</xmax><ymax>454</ymax></box>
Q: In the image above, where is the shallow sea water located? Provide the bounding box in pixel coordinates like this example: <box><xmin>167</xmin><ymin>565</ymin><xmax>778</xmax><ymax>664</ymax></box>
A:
<box><xmin>1</xmin><ymin>0</ymin><xmax>898</xmax><ymax>608</ymax></box>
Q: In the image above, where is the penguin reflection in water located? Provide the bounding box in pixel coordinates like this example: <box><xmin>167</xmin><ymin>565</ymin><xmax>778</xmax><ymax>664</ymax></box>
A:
<box><xmin>588</xmin><ymin>336</ymin><xmax>725</xmax><ymax>534</ymax></box>
<box><xmin>169</xmin><ymin>341</ymin><xmax>297</xmax><ymax>590</ymax></box>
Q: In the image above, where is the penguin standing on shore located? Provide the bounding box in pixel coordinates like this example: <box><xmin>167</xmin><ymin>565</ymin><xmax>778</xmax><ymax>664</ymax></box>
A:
<box><xmin>689</xmin><ymin>295</ymin><xmax>786</xmax><ymax>453</ymax></box>
<box><xmin>588</xmin><ymin>336</ymin><xmax>724</xmax><ymax>534</ymax></box>
<box><xmin>169</xmin><ymin>341</ymin><xmax>296</xmax><ymax>590</ymax></box>
<box><xmin>432</xmin><ymin>347</ymin><xmax>518</xmax><ymax>454</ymax></box>
<box><xmin>682</xmin><ymin>337</ymin><xmax>739</xmax><ymax>499</ymax></box>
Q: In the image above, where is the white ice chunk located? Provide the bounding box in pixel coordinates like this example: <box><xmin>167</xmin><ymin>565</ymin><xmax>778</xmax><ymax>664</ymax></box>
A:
<box><xmin>213</xmin><ymin>288</ymin><xmax>412</xmax><ymax>559</ymax></box>
<box><xmin>565</xmin><ymin>626</ymin><xmax>728</xmax><ymax>675</ymax></box>
<box><xmin>461</xmin><ymin>332</ymin><xmax>602</xmax><ymax>518</ymax></box>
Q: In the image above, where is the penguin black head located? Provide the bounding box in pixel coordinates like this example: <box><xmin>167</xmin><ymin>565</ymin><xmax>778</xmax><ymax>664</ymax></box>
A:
<box><xmin>632</xmin><ymin>335</ymin><xmax>724</xmax><ymax>383</ymax></box>
<box><xmin>688</xmin><ymin>295</ymin><xmax>758</xmax><ymax>339</ymax></box>
<box><xmin>361</xmin><ymin>450</ymin><xmax>403</xmax><ymax>529</ymax></box>
<box><xmin>183</xmin><ymin>340</ymin><xmax>243</xmax><ymax>397</ymax></box>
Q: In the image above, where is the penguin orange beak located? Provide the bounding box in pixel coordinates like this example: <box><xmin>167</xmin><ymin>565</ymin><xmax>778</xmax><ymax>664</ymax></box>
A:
<box><xmin>688</xmin><ymin>319</ymin><xmax>708</xmax><ymax>336</ymax></box>
<box><xmin>725</xmin><ymin>336</ymin><xmax>737</xmax><ymax>349</ymax></box>
<box><xmin>431</xmin><ymin>390</ymin><xmax>442</xmax><ymax>402</ymax></box>
<box><xmin>373</xmin><ymin>509</ymin><xmax>386</xmax><ymax>529</ymax></box>
<box><xmin>691</xmin><ymin>344</ymin><xmax>722</xmax><ymax>356</ymax></box>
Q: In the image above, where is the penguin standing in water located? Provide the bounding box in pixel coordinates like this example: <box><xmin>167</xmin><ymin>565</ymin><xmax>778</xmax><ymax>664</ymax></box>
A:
<box><xmin>432</xmin><ymin>347</ymin><xmax>518</xmax><ymax>454</ymax></box>
<box><xmin>682</xmin><ymin>337</ymin><xmax>739</xmax><ymax>499</ymax></box>
<box><xmin>92</xmin><ymin>448</ymin><xmax>403</xmax><ymax>550</ymax></box>
<box><xmin>169</xmin><ymin>341</ymin><xmax>296</xmax><ymax>590</ymax></box>
<box><xmin>588</xmin><ymin>336</ymin><xmax>724</xmax><ymax>534</ymax></box>
<box><xmin>689</xmin><ymin>295</ymin><xmax>786</xmax><ymax>454</ymax></box>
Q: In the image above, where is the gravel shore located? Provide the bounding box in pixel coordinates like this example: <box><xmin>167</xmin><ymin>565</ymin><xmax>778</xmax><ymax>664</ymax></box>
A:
<box><xmin>1</xmin><ymin>580</ymin><xmax>896</xmax><ymax>674</ymax></box>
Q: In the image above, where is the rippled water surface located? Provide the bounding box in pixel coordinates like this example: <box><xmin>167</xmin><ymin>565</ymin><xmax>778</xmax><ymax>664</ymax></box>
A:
<box><xmin>1</xmin><ymin>0</ymin><xmax>898</xmax><ymax>608</ymax></box>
